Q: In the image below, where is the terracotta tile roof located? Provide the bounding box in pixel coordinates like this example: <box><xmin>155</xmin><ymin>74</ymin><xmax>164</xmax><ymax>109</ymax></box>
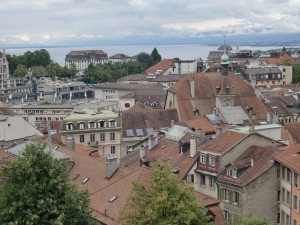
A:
<box><xmin>144</xmin><ymin>137</ymin><xmax>201</xmax><ymax>180</ymax></box>
<box><xmin>201</xmin><ymin>131</ymin><xmax>247</xmax><ymax>154</ymax></box>
<box><xmin>284</xmin><ymin>123</ymin><xmax>300</xmax><ymax>144</ymax></box>
<box><xmin>183</xmin><ymin>117</ymin><xmax>217</xmax><ymax>134</ymax></box>
<box><xmin>122</xmin><ymin>104</ymin><xmax>179</xmax><ymax>138</ymax></box>
<box><xmin>274</xmin><ymin>144</ymin><xmax>300</xmax><ymax>172</ymax></box>
<box><xmin>146</xmin><ymin>59</ymin><xmax>175</xmax><ymax>75</ymax></box>
<box><xmin>209</xmin><ymin>205</ymin><xmax>227</xmax><ymax>225</ymax></box>
<box><xmin>195</xmin><ymin>191</ymin><xmax>219</xmax><ymax>207</ymax></box>
<box><xmin>261</xmin><ymin>53</ymin><xmax>296</xmax><ymax>65</ymax></box>
<box><xmin>90</xmin><ymin>166</ymin><xmax>151</xmax><ymax>225</ymax></box>
<box><xmin>217</xmin><ymin>145</ymin><xmax>282</xmax><ymax>186</ymax></box>
<box><xmin>169</xmin><ymin>72</ymin><xmax>268</xmax><ymax>122</ymax></box>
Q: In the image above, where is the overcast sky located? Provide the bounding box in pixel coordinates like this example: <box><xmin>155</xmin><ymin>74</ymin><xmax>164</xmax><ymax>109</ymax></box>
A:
<box><xmin>1</xmin><ymin>0</ymin><xmax>300</xmax><ymax>46</ymax></box>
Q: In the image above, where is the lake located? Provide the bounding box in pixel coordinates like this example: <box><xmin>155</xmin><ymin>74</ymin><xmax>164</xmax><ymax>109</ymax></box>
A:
<box><xmin>4</xmin><ymin>44</ymin><xmax>294</xmax><ymax>66</ymax></box>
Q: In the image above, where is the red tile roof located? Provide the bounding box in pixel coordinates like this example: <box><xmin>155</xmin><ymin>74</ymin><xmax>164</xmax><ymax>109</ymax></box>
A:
<box><xmin>201</xmin><ymin>131</ymin><xmax>247</xmax><ymax>154</ymax></box>
<box><xmin>144</xmin><ymin>137</ymin><xmax>201</xmax><ymax>180</ymax></box>
<box><xmin>274</xmin><ymin>144</ymin><xmax>300</xmax><ymax>172</ymax></box>
<box><xmin>261</xmin><ymin>53</ymin><xmax>296</xmax><ymax>65</ymax></box>
<box><xmin>168</xmin><ymin>72</ymin><xmax>268</xmax><ymax>122</ymax></box>
<box><xmin>218</xmin><ymin>145</ymin><xmax>282</xmax><ymax>186</ymax></box>
<box><xmin>284</xmin><ymin>123</ymin><xmax>300</xmax><ymax>144</ymax></box>
<box><xmin>145</xmin><ymin>59</ymin><xmax>175</xmax><ymax>75</ymax></box>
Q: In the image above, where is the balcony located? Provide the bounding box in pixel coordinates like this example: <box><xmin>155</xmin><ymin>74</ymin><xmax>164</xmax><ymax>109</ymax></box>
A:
<box><xmin>88</xmin><ymin>141</ymin><xmax>99</xmax><ymax>147</ymax></box>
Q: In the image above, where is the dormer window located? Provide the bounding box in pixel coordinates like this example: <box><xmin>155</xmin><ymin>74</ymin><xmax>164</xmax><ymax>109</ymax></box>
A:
<box><xmin>209</xmin><ymin>155</ymin><xmax>216</xmax><ymax>167</ymax></box>
<box><xmin>200</xmin><ymin>153</ymin><xmax>206</xmax><ymax>165</ymax></box>
<box><xmin>88</xmin><ymin>121</ymin><xmax>96</xmax><ymax>129</ymax></box>
<box><xmin>109</xmin><ymin>120</ymin><xmax>116</xmax><ymax>127</ymax></box>
<box><xmin>232</xmin><ymin>170</ymin><xmax>237</xmax><ymax>179</ymax></box>
<box><xmin>98</xmin><ymin>120</ymin><xmax>106</xmax><ymax>128</ymax></box>
<box><xmin>226</xmin><ymin>169</ymin><xmax>232</xmax><ymax>177</ymax></box>
<box><xmin>66</xmin><ymin>122</ymin><xmax>73</xmax><ymax>130</ymax></box>
<box><xmin>78</xmin><ymin>122</ymin><xmax>84</xmax><ymax>130</ymax></box>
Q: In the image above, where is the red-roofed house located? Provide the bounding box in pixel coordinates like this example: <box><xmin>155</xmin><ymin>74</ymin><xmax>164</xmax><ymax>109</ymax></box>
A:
<box><xmin>195</xmin><ymin>130</ymin><xmax>285</xmax><ymax>199</ymax></box>
<box><xmin>217</xmin><ymin>145</ymin><xmax>282</xmax><ymax>224</ymax></box>
<box><xmin>274</xmin><ymin>144</ymin><xmax>300</xmax><ymax>225</ymax></box>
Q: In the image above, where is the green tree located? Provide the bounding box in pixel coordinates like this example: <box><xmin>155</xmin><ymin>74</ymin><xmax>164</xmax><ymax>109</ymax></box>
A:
<box><xmin>237</xmin><ymin>216</ymin><xmax>272</xmax><ymax>225</ymax></box>
<box><xmin>136</xmin><ymin>52</ymin><xmax>154</xmax><ymax>71</ymax></box>
<box><xmin>151</xmin><ymin>47</ymin><xmax>162</xmax><ymax>64</ymax></box>
<box><xmin>292</xmin><ymin>64</ymin><xmax>300</xmax><ymax>83</ymax></box>
<box><xmin>122</xmin><ymin>161</ymin><xmax>210</xmax><ymax>225</ymax></box>
<box><xmin>0</xmin><ymin>143</ymin><xmax>97</xmax><ymax>225</ymax></box>
<box><xmin>13</xmin><ymin>64</ymin><xmax>28</xmax><ymax>77</ymax></box>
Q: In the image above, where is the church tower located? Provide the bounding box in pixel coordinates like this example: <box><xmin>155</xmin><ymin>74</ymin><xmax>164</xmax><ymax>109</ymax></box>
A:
<box><xmin>215</xmin><ymin>37</ymin><xmax>237</xmax><ymax>108</ymax></box>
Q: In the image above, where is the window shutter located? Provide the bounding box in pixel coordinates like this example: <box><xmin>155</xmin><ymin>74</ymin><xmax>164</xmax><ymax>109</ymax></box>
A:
<box><xmin>229</xmin><ymin>190</ymin><xmax>233</xmax><ymax>204</ymax></box>
<box><xmin>219</xmin><ymin>187</ymin><xmax>223</xmax><ymax>200</ymax></box>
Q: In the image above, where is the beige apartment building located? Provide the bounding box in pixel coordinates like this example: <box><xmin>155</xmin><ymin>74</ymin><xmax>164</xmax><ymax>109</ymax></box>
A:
<box><xmin>59</xmin><ymin>109</ymin><xmax>122</xmax><ymax>160</ymax></box>
<box><xmin>274</xmin><ymin>144</ymin><xmax>300</xmax><ymax>225</ymax></box>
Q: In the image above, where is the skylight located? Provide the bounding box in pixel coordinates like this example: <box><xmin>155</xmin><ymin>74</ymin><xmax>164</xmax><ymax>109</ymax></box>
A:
<box><xmin>108</xmin><ymin>195</ymin><xmax>118</xmax><ymax>203</ymax></box>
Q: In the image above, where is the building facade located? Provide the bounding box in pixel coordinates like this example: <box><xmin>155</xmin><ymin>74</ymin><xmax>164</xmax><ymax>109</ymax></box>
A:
<box><xmin>65</xmin><ymin>50</ymin><xmax>108</xmax><ymax>75</ymax></box>
<box><xmin>59</xmin><ymin>109</ymin><xmax>122</xmax><ymax>160</ymax></box>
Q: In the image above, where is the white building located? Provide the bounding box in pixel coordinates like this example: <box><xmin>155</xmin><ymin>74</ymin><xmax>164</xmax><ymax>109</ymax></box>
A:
<box><xmin>65</xmin><ymin>50</ymin><xmax>108</xmax><ymax>75</ymax></box>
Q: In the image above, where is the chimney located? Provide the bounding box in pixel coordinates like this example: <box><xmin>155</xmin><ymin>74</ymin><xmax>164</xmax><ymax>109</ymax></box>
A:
<box><xmin>171</xmin><ymin>119</ymin><xmax>175</xmax><ymax>127</ymax></box>
<box><xmin>154</xmin><ymin>136</ymin><xmax>158</xmax><ymax>146</ymax></box>
<box><xmin>148</xmin><ymin>135</ymin><xmax>155</xmax><ymax>150</ymax></box>
<box><xmin>252</xmin><ymin>113</ymin><xmax>256</xmax><ymax>121</ymax></box>
<box><xmin>190</xmin><ymin>135</ymin><xmax>196</xmax><ymax>158</ymax></box>
<box><xmin>66</xmin><ymin>136</ymin><xmax>75</xmax><ymax>150</ymax></box>
<box><xmin>105</xmin><ymin>154</ymin><xmax>118</xmax><ymax>179</ymax></box>
<box><xmin>140</xmin><ymin>146</ymin><xmax>145</xmax><ymax>159</ymax></box>
<box><xmin>190</xmin><ymin>77</ymin><xmax>195</xmax><ymax>98</ymax></box>
<box><xmin>216</xmin><ymin>124</ymin><xmax>222</xmax><ymax>137</ymax></box>
<box><xmin>251</xmin><ymin>158</ymin><xmax>254</xmax><ymax>167</ymax></box>
<box><xmin>267</xmin><ymin>112</ymin><xmax>272</xmax><ymax>123</ymax></box>
<box><xmin>249</xmin><ymin>125</ymin><xmax>255</xmax><ymax>133</ymax></box>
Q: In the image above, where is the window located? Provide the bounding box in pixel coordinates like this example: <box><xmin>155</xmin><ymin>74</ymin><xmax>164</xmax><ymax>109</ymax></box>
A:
<box><xmin>281</xmin><ymin>211</ymin><xmax>285</xmax><ymax>225</ymax></box>
<box><xmin>209</xmin><ymin>155</ymin><xmax>215</xmax><ymax>167</ymax></box>
<box><xmin>224</xmin><ymin>210</ymin><xmax>229</xmax><ymax>221</ymax></box>
<box><xmin>80</xmin><ymin>135</ymin><xmax>84</xmax><ymax>143</ymax></box>
<box><xmin>66</xmin><ymin>123</ymin><xmax>73</xmax><ymax>130</ymax></box>
<box><xmin>282</xmin><ymin>188</ymin><xmax>285</xmax><ymax>202</ymax></box>
<box><xmin>278</xmin><ymin>191</ymin><xmax>281</xmax><ymax>201</ymax></box>
<box><xmin>109</xmin><ymin>120</ymin><xmax>116</xmax><ymax>127</ymax></box>
<box><xmin>294</xmin><ymin>172</ymin><xmax>298</xmax><ymax>187</ymax></box>
<box><xmin>233</xmin><ymin>192</ymin><xmax>239</xmax><ymax>205</ymax></box>
<box><xmin>209</xmin><ymin>176</ymin><xmax>215</xmax><ymax>187</ymax></box>
<box><xmin>99</xmin><ymin>121</ymin><xmax>106</xmax><ymax>128</ymax></box>
<box><xmin>200</xmin><ymin>153</ymin><xmax>206</xmax><ymax>165</ymax></box>
<box><xmin>277</xmin><ymin>166</ymin><xmax>280</xmax><ymax>178</ymax></box>
<box><xmin>187</xmin><ymin>174</ymin><xmax>194</xmax><ymax>183</ymax></box>
<box><xmin>200</xmin><ymin>174</ymin><xmax>206</xmax><ymax>185</ymax></box>
<box><xmin>287</xmin><ymin>168</ymin><xmax>291</xmax><ymax>183</ymax></box>
<box><xmin>125</xmin><ymin>103</ymin><xmax>130</xmax><ymax>108</ymax></box>
<box><xmin>224</xmin><ymin>189</ymin><xmax>229</xmax><ymax>201</ymax></box>
<box><xmin>287</xmin><ymin>191</ymin><xmax>291</xmax><ymax>205</ymax></box>
<box><xmin>89</xmin><ymin>121</ymin><xmax>96</xmax><ymax>129</ymax></box>
<box><xmin>111</xmin><ymin>146</ymin><xmax>116</xmax><ymax>154</ymax></box>
<box><xmin>90</xmin><ymin>134</ymin><xmax>95</xmax><ymax>142</ymax></box>
<box><xmin>227</xmin><ymin>169</ymin><xmax>232</xmax><ymax>177</ymax></box>
<box><xmin>282</xmin><ymin>166</ymin><xmax>286</xmax><ymax>179</ymax></box>
<box><xmin>283</xmin><ymin>68</ymin><xmax>286</xmax><ymax>72</ymax></box>
<box><xmin>100</xmin><ymin>133</ymin><xmax>105</xmax><ymax>142</ymax></box>
<box><xmin>232</xmin><ymin>170</ymin><xmax>237</xmax><ymax>179</ymax></box>
<box><xmin>293</xmin><ymin>195</ymin><xmax>298</xmax><ymax>211</ymax></box>
<box><xmin>110</xmin><ymin>133</ymin><xmax>115</xmax><ymax>141</ymax></box>
<box><xmin>78</xmin><ymin>123</ymin><xmax>84</xmax><ymax>130</ymax></box>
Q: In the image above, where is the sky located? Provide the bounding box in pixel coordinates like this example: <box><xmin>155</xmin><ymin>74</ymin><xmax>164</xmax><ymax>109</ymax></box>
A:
<box><xmin>1</xmin><ymin>0</ymin><xmax>300</xmax><ymax>46</ymax></box>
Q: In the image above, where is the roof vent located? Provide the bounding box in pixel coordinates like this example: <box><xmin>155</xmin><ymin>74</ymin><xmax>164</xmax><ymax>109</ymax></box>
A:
<box><xmin>82</xmin><ymin>177</ymin><xmax>89</xmax><ymax>184</ymax></box>
<box><xmin>108</xmin><ymin>195</ymin><xmax>118</xmax><ymax>203</ymax></box>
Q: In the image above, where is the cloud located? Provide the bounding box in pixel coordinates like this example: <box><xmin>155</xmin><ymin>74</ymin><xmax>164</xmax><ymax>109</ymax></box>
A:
<box><xmin>0</xmin><ymin>0</ymin><xmax>299</xmax><ymax>45</ymax></box>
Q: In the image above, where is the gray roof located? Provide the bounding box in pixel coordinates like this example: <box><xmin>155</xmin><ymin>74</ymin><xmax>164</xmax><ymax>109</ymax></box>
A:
<box><xmin>218</xmin><ymin>106</ymin><xmax>250</xmax><ymax>125</ymax></box>
<box><xmin>117</xmin><ymin>74</ymin><xmax>149</xmax><ymax>82</ymax></box>
<box><xmin>206</xmin><ymin>114</ymin><xmax>221</xmax><ymax>125</ymax></box>
<box><xmin>244</xmin><ymin>67</ymin><xmax>282</xmax><ymax>75</ymax></box>
<box><xmin>95</xmin><ymin>82</ymin><xmax>164</xmax><ymax>90</ymax></box>
<box><xmin>6</xmin><ymin>142</ymin><xmax>70</xmax><ymax>160</ymax></box>
<box><xmin>164</xmin><ymin>125</ymin><xmax>192</xmax><ymax>142</ymax></box>
<box><xmin>109</xmin><ymin>53</ymin><xmax>131</xmax><ymax>59</ymax></box>
<box><xmin>151</xmin><ymin>75</ymin><xmax>183</xmax><ymax>82</ymax></box>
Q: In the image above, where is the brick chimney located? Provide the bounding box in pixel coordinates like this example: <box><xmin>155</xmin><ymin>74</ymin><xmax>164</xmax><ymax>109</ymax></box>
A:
<box><xmin>190</xmin><ymin>135</ymin><xmax>196</xmax><ymax>158</ymax></box>
<box><xmin>105</xmin><ymin>154</ymin><xmax>118</xmax><ymax>179</ymax></box>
